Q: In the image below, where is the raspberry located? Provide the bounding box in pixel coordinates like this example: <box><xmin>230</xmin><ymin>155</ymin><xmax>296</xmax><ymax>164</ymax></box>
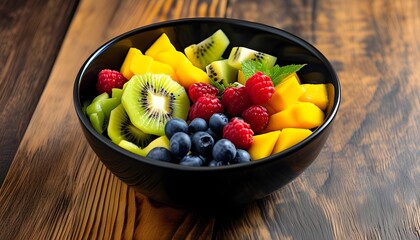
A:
<box><xmin>221</xmin><ymin>86</ymin><xmax>252</xmax><ymax>117</ymax></box>
<box><xmin>245</xmin><ymin>71</ymin><xmax>274</xmax><ymax>104</ymax></box>
<box><xmin>241</xmin><ymin>105</ymin><xmax>269</xmax><ymax>132</ymax></box>
<box><xmin>96</xmin><ymin>69</ymin><xmax>128</xmax><ymax>94</ymax></box>
<box><xmin>188</xmin><ymin>82</ymin><xmax>220</xmax><ymax>103</ymax></box>
<box><xmin>188</xmin><ymin>95</ymin><xmax>224</xmax><ymax>122</ymax></box>
<box><xmin>223</xmin><ymin>117</ymin><xmax>254</xmax><ymax>149</ymax></box>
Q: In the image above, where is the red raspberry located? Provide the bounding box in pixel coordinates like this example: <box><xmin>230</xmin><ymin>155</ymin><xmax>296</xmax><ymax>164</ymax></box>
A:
<box><xmin>96</xmin><ymin>69</ymin><xmax>128</xmax><ymax>94</ymax></box>
<box><xmin>245</xmin><ymin>71</ymin><xmax>275</xmax><ymax>104</ymax></box>
<box><xmin>241</xmin><ymin>105</ymin><xmax>269</xmax><ymax>132</ymax></box>
<box><xmin>223</xmin><ymin>117</ymin><xmax>254</xmax><ymax>149</ymax></box>
<box><xmin>188</xmin><ymin>95</ymin><xmax>224</xmax><ymax>122</ymax></box>
<box><xmin>221</xmin><ymin>86</ymin><xmax>252</xmax><ymax>117</ymax></box>
<box><xmin>188</xmin><ymin>82</ymin><xmax>220</xmax><ymax>103</ymax></box>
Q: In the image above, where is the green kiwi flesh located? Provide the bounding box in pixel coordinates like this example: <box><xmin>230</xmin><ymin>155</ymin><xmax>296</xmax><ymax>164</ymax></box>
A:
<box><xmin>121</xmin><ymin>73</ymin><xmax>190</xmax><ymax>136</ymax></box>
<box><xmin>227</xmin><ymin>47</ymin><xmax>277</xmax><ymax>69</ymax></box>
<box><xmin>86</xmin><ymin>91</ymin><xmax>120</xmax><ymax>133</ymax></box>
<box><xmin>118</xmin><ymin>140</ymin><xmax>145</xmax><ymax>156</ymax></box>
<box><xmin>206</xmin><ymin>59</ymin><xmax>237</xmax><ymax>87</ymax></box>
<box><xmin>108</xmin><ymin>104</ymin><xmax>155</xmax><ymax>148</ymax></box>
<box><xmin>184</xmin><ymin>29</ymin><xmax>230</xmax><ymax>70</ymax></box>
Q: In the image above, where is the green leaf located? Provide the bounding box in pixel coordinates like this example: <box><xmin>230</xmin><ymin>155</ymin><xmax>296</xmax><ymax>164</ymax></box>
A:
<box><xmin>241</xmin><ymin>59</ymin><xmax>306</xmax><ymax>86</ymax></box>
<box><xmin>242</xmin><ymin>60</ymin><xmax>266</xmax><ymax>80</ymax></box>
<box><xmin>270</xmin><ymin>64</ymin><xmax>306</xmax><ymax>86</ymax></box>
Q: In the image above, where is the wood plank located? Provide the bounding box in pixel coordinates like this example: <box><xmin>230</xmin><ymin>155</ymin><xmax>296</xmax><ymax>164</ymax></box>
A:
<box><xmin>0</xmin><ymin>0</ymin><xmax>79</xmax><ymax>185</ymax></box>
<box><xmin>0</xmin><ymin>0</ymin><xmax>419</xmax><ymax>239</ymax></box>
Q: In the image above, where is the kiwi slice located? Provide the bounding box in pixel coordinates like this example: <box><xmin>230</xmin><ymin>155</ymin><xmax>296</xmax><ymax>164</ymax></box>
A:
<box><xmin>108</xmin><ymin>104</ymin><xmax>155</xmax><ymax>148</ymax></box>
<box><xmin>227</xmin><ymin>47</ymin><xmax>277</xmax><ymax>69</ymax></box>
<box><xmin>184</xmin><ymin>29</ymin><xmax>230</xmax><ymax>70</ymax></box>
<box><xmin>86</xmin><ymin>92</ymin><xmax>120</xmax><ymax>134</ymax></box>
<box><xmin>121</xmin><ymin>73</ymin><xmax>190</xmax><ymax>136</ymax></box>
<box><xmin>118</xmin><ymin>140</ymin><xmax>146</xmax><ymax>156</ymax></box>
<box><xmin>206</xmin><ymin>59</ymin><xmax>238</xmax><ymax>87</ymax></box>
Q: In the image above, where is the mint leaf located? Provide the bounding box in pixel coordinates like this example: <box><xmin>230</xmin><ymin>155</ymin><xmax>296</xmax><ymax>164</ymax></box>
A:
<box><xmin>270</xmin><ymin>64</ymin><xmax>306</xmax><ymax>86</ymax></box>
<box><xmin>241</xmin><ymin>60</ymin><xmax>306</xmax><ymax>86</ymax></box>
<box><xmin>242</xmin><ymin>60</ymin><xmax>266</xmax><ymax>80</ymax></box>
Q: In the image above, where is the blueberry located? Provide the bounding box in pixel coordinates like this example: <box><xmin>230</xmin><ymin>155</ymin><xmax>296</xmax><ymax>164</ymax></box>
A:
<box><xmin>146</xmin><ymin>147</ymin><xmax>174</xmax><ymax>163</ymax></box>
<box><xmin>180</xmin><ymin>155</ymin><xmax>205</xmax><ymax>167</ymax></box>
<box><xmin>169</xmin><ymin>132</ymin><xmax>191</xmax><ymax>158</ymax></box>
<box><xmin>208</xmin><ymin>159</ymin><xmax>229</xmax><ymax>167</ymax></box>
<box><xmin>209</xmin><ymin>113</ymin><xmax>228</xmax><ymax>135</ymax></box>
<box><xmin>212</xmin><ymin>139</ymin><xmax>236</xmax><ymax>163</ymax></box>
<box><xmin>191</xmin><ymin>131</ymin><xmax>214</xmax><ymax>158</ymax></box>
<box><xmin>188</xmin><ymin>118</ymin><xmax>208</xmax><ymax>133</ymax></box>
<box><xmin>165</xmin><ymin>118</ymin><xmax>188</xmax><ymax>139</ymax></box>
<box><xmin>231</xmin><ymin>149</ymin><xmax>251</xmax><ymax>164</ymax></box>
<box><xmin>206</xmin><ymin>128</ymin><xmax>220</xmax><ymax>141</ymax></box>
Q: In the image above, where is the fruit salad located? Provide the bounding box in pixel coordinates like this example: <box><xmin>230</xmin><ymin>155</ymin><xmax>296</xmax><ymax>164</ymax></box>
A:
<box><xmin>84</xmin><ymin>29</ymin><xmax>329</xmax><ymax>166</ymax></box>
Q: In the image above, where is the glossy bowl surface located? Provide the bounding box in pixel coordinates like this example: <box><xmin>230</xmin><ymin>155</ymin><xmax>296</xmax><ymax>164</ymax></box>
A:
<box><xmin>74</xmin><ymin>18</ymin><xmax>340</xmax><ymax>209</ymax></box>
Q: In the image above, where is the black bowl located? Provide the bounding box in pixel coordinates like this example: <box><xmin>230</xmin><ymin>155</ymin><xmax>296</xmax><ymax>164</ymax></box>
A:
<box><xmin>73</xmin><ymin>18</ymin><xmax>341</xmax><ymax>209</ymax></box>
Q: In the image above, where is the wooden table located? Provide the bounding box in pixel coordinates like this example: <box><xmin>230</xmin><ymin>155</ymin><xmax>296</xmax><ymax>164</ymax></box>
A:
<box><xmin>1</xmin><ymin>0</ymin><xmax>419</xmax><ymax>239</ymax></box>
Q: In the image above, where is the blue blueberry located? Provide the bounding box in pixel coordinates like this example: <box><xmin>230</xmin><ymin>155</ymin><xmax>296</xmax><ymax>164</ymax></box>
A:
<box><xmin>179</xmin><ymin>155</ymin><xmax>205</xmax><ymax>167</ymax></box>
<box><xmin>169</xmin><ymin>132</ymin><xmax>191</xmax><ymax>158</ymax></box>
<box><xmin>165</xmin><ymin>118</ymin><xmax>188</xmax><ymax>139</ymax></box>
<box><xmin>146</xmin><ymin>147</ymin><xmax>174</xmax><ymax>163</ymax></box>
<box><xmin>191</xmin><ymin>131</ymin><xmax>214</xmax><ymax>158</ymax></box>
<box><xmin>208</xmin><ymin>159</ymin><xmax>229</xmax><ymax>167</ymax></box>
<box><xmin>206</xmin><ymin>128</ymin><xmax>220</xmax><ymax>141</ymax></box>
<box><xmin>188</xmin><ymin>118</ymin><xmax>208</xmax><ymax>133</ymax></box>
<box><xmin>231</xmin><ymin>149</ymin><xmax>251</xmax><ymax>164</ymax></box>
<box><xmin>212</xmin><ymin>139</ymin><xmax>236</xmax><ymax>163</ymax></box>
<box><xmin>209</xmin><ymin>113</ymin><xmax>228</xmax><ymax>135</ymax></box>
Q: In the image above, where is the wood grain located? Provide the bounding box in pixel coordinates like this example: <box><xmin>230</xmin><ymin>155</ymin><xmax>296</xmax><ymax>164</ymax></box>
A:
<box><xmin>0</xmin><ymin>0</ymin><xmax>419</xmax><ymax>239</ymax></box>
<box><xmin>0</xmin><ymin>0</ymin><xmax>79</xmax><ymax>185</ymax></box>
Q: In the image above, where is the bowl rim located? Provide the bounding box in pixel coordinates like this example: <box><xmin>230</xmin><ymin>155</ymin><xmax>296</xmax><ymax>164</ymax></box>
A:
<box><xmin>74</xmin><ymin>17</ymin><xmax>341</xmax><ymax>172</ymax></box>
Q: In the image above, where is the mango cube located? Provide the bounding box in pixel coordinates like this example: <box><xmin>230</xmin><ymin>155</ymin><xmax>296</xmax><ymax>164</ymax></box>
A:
<box><xmin>130</xmin><ymin>53</ymin><xmax>154</xmax><ymax>75</ymax></box>
<box><xmin>145</xmin><ymin>33</ymin><xmax>177</xmax><ymax>58</ymax></box>
<box><xmin>248</xmin><ymin>131</ymin><xmax>281</xmax><ymax>160</ymax></box>
<box><xmin>265</xmin><ymin>73</ymin><xmax>304</xmax><ymax>113</ymax></box>
<box><xmin>154</xmin><ymin>50</ymin><xmax>191</xmax><ymax>71</ymax></box>
<box><xmin>272</xmin><ymin>128</ymin><xmax>312</xmax><ymax>154</ymax></box>
<box><xmin>299</xmin><ymin>84</ymin><xmax>329</xmax><ymax>111</ymax></box>
<box><xmin>120</xmin><ymin>47</ymin><xmax>143</xmax><ymax>79</ymax></box>
<box><xmin>265</xmin><ymin>102</ymin><xmax>325</xmax><ymax>131</ymax></box>
<box><xmin>176</xmin><ymin>61</ymin><xmax>209</xmax><ymax>88</ymax></box>
<box><xmin>150</xmin><ymin>60</ymin><xmax>179</xmax><ymax>82</ymax></box>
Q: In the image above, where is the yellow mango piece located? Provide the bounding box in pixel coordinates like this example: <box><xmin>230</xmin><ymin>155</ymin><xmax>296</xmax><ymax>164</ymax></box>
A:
<box><xmin>120</xmin><ymin>47</ymin><xmax>143</xmax><ymax>80</ymax></box>
<box><xmin>293</xmin><ymin>102</ymin><xmax>325</xmax><ymax>129</ymax></box>
<box><xmin>266</xmin><ymin>73</ymin><xmax>304</xmax><ymax>113</ymax></box>
<box><xmin>176</xmin><ymin>61</ymin><xmax>209</xmax><ymax>88</ymax></box>
<box><xmin>130</xmin><ymin>53</ymin><xmax>153</xmax><ymax>75</ymax></box>
<box><xmin>145</xmin><ymin>33</ymin><xmax>177</xmax><ymax>59</ymax></box>
<box><xmin>299</xmin><ymin>84</ymin><xmax>329</xmax><ymax>111</ymax></box>
<box><xmin>265</xmin><ymin>102</ymin><xmax>325</xmax><ymax>131</ymax></box>
<box><xmin>248</xmin><ymin>131</ymin><xmax>281</xmax><ymax>160</ymax></box>
<box><xmin>150</xmin><ymin>60</ymin><xmax>179</xmax><ymax>82</ymax></box>
<box><xmin>272</xmin><ymin>128</ymin><xmax>312</xmax><ymax>154</ymax></box>
<box><xmin>154</xmin><ymin>50</ymin><xmax>191</xmax><ymax>71</ymax></box>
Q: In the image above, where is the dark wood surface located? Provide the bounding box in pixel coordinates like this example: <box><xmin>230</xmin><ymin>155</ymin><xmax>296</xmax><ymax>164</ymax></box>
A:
<box><xmin>0</xmin><ymin>0</ymin><xmax>419</xmax><ymax>239</ymax></box>
<box><xmin>0</xmin><ymin>0</ymin><xmax>79</xmax><ymax>185</ymax></box>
